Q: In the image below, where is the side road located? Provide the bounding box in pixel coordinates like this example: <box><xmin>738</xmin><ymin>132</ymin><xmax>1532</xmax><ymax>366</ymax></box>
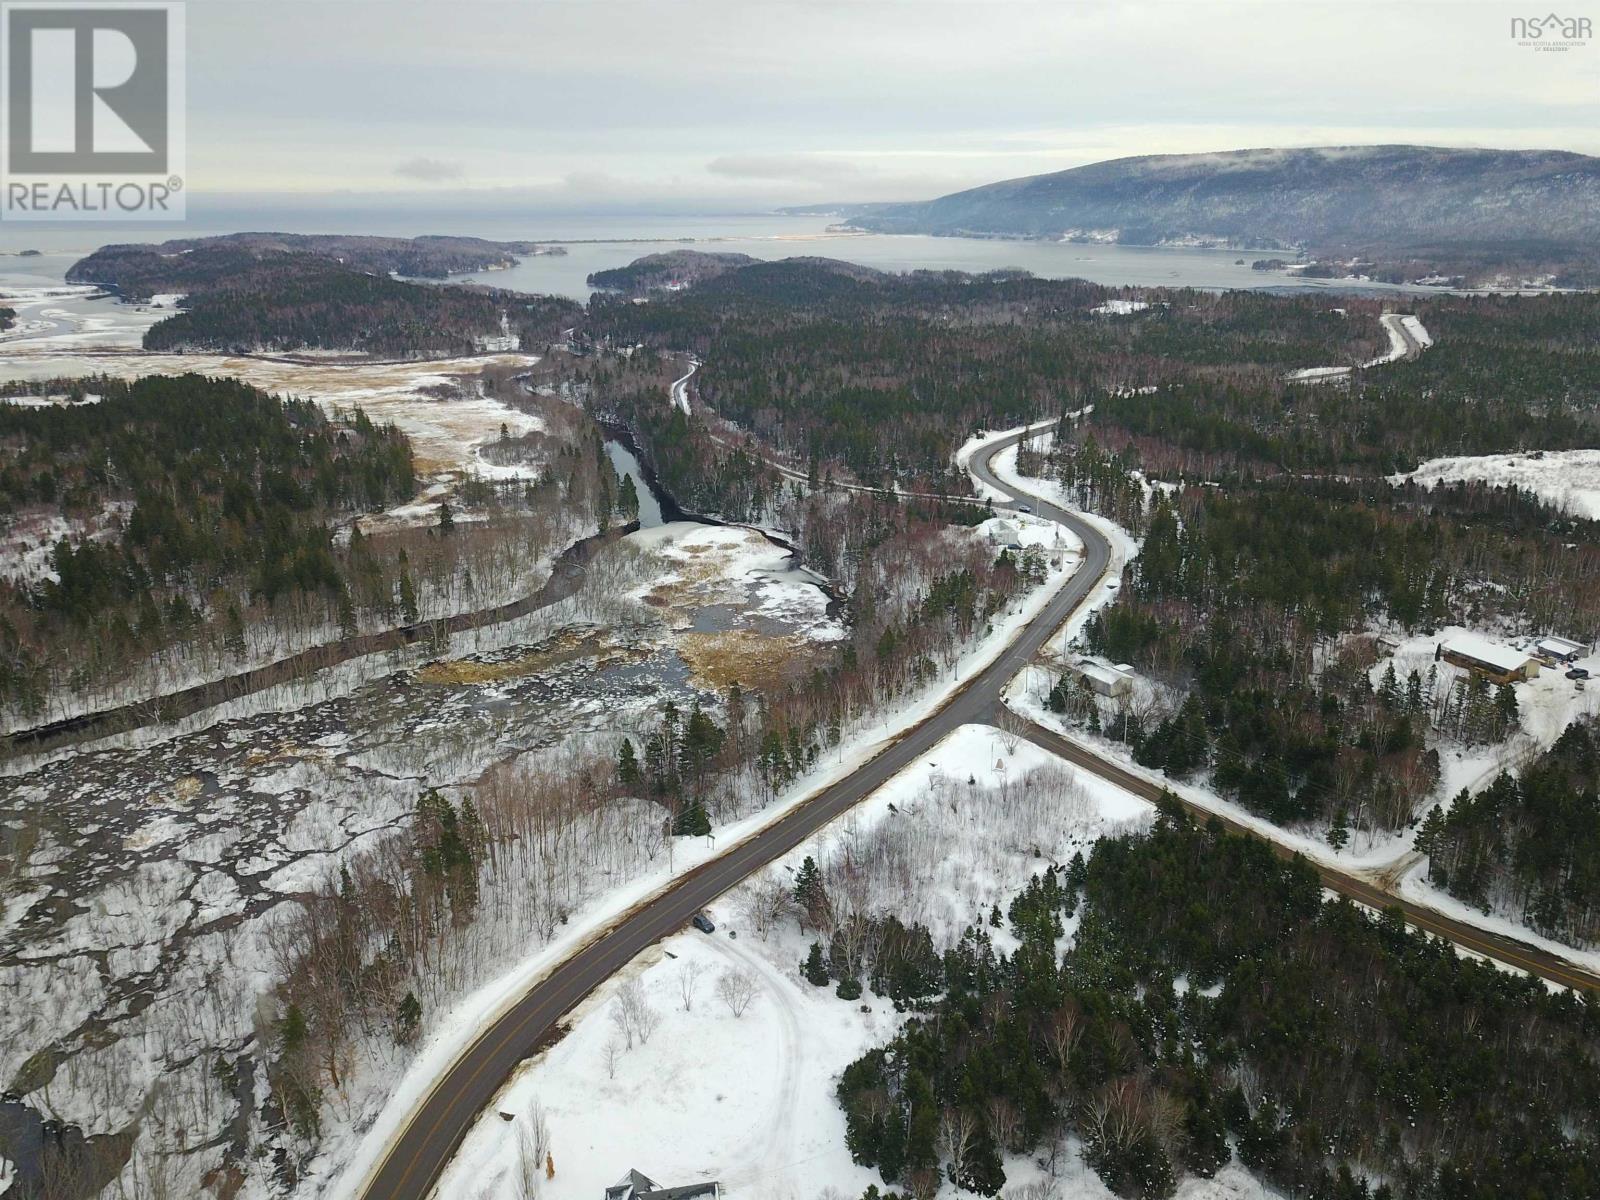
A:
<box><xmin>353</xmin><ymin>423</ymin><xmax>1598</xmax><ymax>1200</ymax></box>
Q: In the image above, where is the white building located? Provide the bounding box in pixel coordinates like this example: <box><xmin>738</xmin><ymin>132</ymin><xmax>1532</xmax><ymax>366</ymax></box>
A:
<box><xmin>1067</xmin><ymin>659</ymin><xmax>1134</xmax><ymax>698</ymax></box>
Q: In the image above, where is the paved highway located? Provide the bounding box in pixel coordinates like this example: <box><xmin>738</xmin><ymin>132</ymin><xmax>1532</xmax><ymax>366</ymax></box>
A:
<box><xmin>356</xmin><ymin>427</ymin><xmax>1109</xmax><ymax>1200</ymax></box>
<box><xmin>360</xmin><ymin>425</ymin><xmax>1597</xmax><ymax>1200</ymax></box>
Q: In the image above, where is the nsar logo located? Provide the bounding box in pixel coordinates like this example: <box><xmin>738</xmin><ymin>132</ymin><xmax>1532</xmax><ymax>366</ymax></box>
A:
<box><xmin>1510</xmin><ymin>11</ymin><xmax>1593</xmax><ymax>50</ymax></box>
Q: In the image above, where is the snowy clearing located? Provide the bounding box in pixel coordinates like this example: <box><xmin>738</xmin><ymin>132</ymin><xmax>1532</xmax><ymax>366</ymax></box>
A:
<box><xmin>1089</xmin><ymin>298</ymin><xmax>1149</xmax><ymax>316</ymax></box>
<box><xmin>1392</xmin><ymin>449</ymin><xmax>1600</xmax><ymax>521</ymax></box>
<box><xmin>429</xmin><ymin>723</ymin><xmax>1177</xmax><ymax>1200</ymax></box>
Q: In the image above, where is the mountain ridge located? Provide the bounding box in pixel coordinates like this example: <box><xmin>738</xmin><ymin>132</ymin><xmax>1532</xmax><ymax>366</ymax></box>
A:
<box><xmin>810</xmin><ymin>145</ymin><xmax>1600</xmax><ymax>284</ymax></box>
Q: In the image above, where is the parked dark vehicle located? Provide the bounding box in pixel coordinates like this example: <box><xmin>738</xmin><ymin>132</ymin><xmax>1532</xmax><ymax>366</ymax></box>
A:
<box><xmin>1569</xmin><ymin>667</ymin><xmax>1590</xmax><ymax>680</ymax></box>
<box><xmin>691</xmin><ymin>913</ymin><xmax>715</xmax><ymax>934</ymax></box>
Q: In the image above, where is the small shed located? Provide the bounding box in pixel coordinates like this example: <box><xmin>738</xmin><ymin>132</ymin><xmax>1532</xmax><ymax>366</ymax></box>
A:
<box><xmin>1067</xmin><ymin>660</ymin><xmax>1134</xmax><ymax>699</ymax></box>
<box><xmin>1439</xmin><ymin>635</ymin><xmax>1539</xmax><ymax>686</ymax></box>
<box><xmin>1535</xmin><ymin>636</ymin><xmax>1587</xmax><ymax>663</ymax></box>
<box><xmin>986</xmin><ymin>519</ymin><xmax>1021</xmax><ymax>545</ymax></box>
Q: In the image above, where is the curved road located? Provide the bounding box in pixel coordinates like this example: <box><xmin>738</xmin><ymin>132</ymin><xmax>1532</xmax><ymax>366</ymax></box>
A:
<box><xmin>361</xmin><ymin>426</ymin><xmax>1597</xmax><ymax>1200</ymax></box>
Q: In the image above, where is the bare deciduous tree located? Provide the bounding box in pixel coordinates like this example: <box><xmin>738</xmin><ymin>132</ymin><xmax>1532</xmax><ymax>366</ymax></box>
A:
<box><xmin>906</xmin><ymin>1166</ymin><xmax>941</xmax><ymax>1200</ymax></box>
<box><xmin>937</xmin><ymin>1106</ymin><xmax>978</xmax><ymax>1184</ymax></box>
<box><xmin>715</xmin><ymin>969</ymin><xmax>759</xmax><ymax>1017</ymax></box>
<box><xmin>516</xmin><ymin>1100</ymin><xmax>551</xmax><ymax>1199</ymax></box>
<box><xmin>676</xmin><ymin>961</ymin><xmax>704</xmax><ymax>1012</ymax></box>
<box><xmin>738</xmin><ymin>878</ymin><xmax>794</xmax><ymax>941</ymax></box>
<box><xmin>984</xmin><ymin>1094</ymin><xmax>1023</xmax><ymax>1153</ymax></box>
<box><xmin>616</xmin><ymin>977</ymin><xmax>660</xmax><ymax>1045</ymax></box>
<box><xmin>995</xmin><ymin>703</ymin><xmax>1028</xmax><ymax>755</ymax></box>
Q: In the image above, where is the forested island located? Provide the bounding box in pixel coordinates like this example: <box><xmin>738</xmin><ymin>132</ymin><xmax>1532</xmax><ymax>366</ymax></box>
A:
<box><xmin>63</xmin><ymin>235</ymin><xmax>583</xmax><ymax>359</ymax></box>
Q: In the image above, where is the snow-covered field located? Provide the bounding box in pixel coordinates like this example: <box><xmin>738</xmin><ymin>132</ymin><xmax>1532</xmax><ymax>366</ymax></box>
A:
<box><xmin>429</xmin><ymin>724</ymin><xmax>1202</xmax><ymax>1200</ymax></box>
<box><xmin>0</xmin><ymin>346</ymin><xmax>547</xmax><ymax>486</ymax></box>
<box><xmin>1089</xmin><ymin>298</ymin><xmax>1149</xmax><ymax>316</ymax></box>
<box><xmin>0</xmin><ymin>284</ymin><xmax>166</xmax><ymax>350</ymax></box>
<box><xmin>1392</xmin><ymin>449</ymin><xmax>1600</xmax><ymax>521</ymax></box>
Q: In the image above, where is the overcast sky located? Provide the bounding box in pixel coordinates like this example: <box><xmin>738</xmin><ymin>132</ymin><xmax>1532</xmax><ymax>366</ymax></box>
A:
<box><xmin>186</xmin><ymin>0</ymin><xmax>1600</xmax><ymax>210</ymax></box>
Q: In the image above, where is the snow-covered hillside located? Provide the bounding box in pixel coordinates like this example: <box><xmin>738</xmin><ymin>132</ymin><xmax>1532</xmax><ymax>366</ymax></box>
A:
<box><xmin>1393</xmin><ymin>449</ymin><xmax>1600</xmax><ymax>521</ymax></box>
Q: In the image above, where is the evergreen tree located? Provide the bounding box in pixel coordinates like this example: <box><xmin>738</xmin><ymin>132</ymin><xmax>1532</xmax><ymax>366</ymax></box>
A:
<box><xmin>618</xmin><ymin>473</ymin><xmax>640</xmax><ymax>522</ymax></box>
<box><xmin>794</xmin><ymin>855</ymin><xmax>828</xmax><ymax>926</ymax></box>
<box><xmin>802</xmin><ymin>941</ymin><xmax>830</xmax><ymax>986</ymax></box>
<box><xmin>674</xmin><ymin>801</ymin><xmax>711</xmax><ymax>837</ymax></box>
<box><xmin>395</xmin><ymin>991</ymin><xmax>421</xmax><ymax>1045</ymax></box>
<box><xmin>1328</xmin><ymin>807</ymin><xmax>1350</xmax><ymax>851</ymax></box>
<box><xmin>398</xmin><ymin>567</ymin><xmax>419</xmax><ymax>623</ymax></box>
<box><xmin>617</xmin><ymin>738</ymin><xmax>642</xmax><ymax>787</ymax></box>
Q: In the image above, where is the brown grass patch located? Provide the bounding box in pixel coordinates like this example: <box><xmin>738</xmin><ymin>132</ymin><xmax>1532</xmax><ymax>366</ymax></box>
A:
<box><xmin>678</xmin><ymin>629</ymin><xmax>811</xmax><ymax>691</ymax></box>
<box><xmin>416</xmin><ymin>630</ymin><xmax>635</xmax><ymax>686</ymax></box>
<box><xmin>639</xmin><ymin>535</ymin><xmax>752</xmax><ymax>618</ymax></box>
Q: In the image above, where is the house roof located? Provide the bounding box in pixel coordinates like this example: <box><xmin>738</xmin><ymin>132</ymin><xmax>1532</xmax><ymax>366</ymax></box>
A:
<box><xmin>1537</xmin><ymin>636</ymin><xmax>1586</xmax><ymax>657</ymax></box>
<box><xmin>638</xmin><ymin>1186</ymin><xmax>719</xmax><ymax>1200</ymax></box>
<box><xmin>607</xmin><ymin>1170</ymin><xmax>660</xmax><ymax>1200</ymax></box>
<box><xmin>608</xmin><ymin>1170</ymin><xmax>718</xmax><ymax>1200</ymax></box>
<box><xmin>1073</xmin><ymin>660</ymin><xmax>1131</xmax><ymax>688</ymax></box>
<box><xmin>1442</xmin><ymin>634</ymin><xmax>1533</xmax><ymax>674</ymax></box>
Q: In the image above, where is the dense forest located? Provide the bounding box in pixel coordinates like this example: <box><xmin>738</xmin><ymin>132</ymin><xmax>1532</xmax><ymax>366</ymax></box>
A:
<box><xmin>1421</xmin><ymin>717</ymin><xmax>1600</xmax><ymax>946</ymax></box>
<box><xmin>0</xmin><ymin>374</ymin><xmax>414</xmax><ymax>718</ymax></box>
<box><xmin>830</xmin><ymin>812</ymin><xmax>1600</xmax><ymax>1200</ymax></box>
<box><xmin>585</xmin><ymin>254</ymin><xmax>1600</xmax><ymax>924</ymax></box>
<box><xmin>589</xmin><ymin>259</ymin><xmax>1390</xmax><ymax>487</ymax></box>
<box><xmin>67</xmin><ymin>232</ymin><xmax>564</xmax><ymax>293</ymax></box>
<box><xmin>588</xmin><ymin>259</ymin><xmax>1600</xmax><ymax>486</ymax></box>
<box><xmin>60</xmin><ymin>239</ymin><xmax>583</xmax><ymax>359</ymax></box>
<box><xmin>1039</xmin><ymin>426</ymin><xmax>1599</xmax><ymax>839</ymax></box>
<box><xmin>0</xmin><ymin>369</ymin><xmax>629</xmax><ymax>727</ymax></box>
<box><xmin>587</xmin><ymin>249</ymin><xmax>757</xmax><ymax>293</ymax></box>
<box><xmin>137</xmin><ymin>256</ymin><xmax>581</xmax><ymax>358</ymax></box>
<box><xmin>1085</xmin><ymin>303</ymin><xmax>1600</xmax><ymax>478</ymax></box>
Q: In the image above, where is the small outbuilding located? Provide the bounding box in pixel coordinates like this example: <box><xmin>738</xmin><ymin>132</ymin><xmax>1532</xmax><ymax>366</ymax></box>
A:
<box><xmin>1066</xmin><ymin>659</ymin><xmax>1134</xmax><ymax>699</ymax></box>
<box><xmin>1535</xmin><ymin>636</ymin><xmax>1588</xmax><ymax>664</ymax></box>
<box><xmin>1439</xmin><ymin>634</ymin><xmax>1540</xmax><ymax>686</ymax></box>
<box><xmin>986</xmin><ymin>519</ymin><xmax>1021</xmax><ymax>545</ymax></box>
